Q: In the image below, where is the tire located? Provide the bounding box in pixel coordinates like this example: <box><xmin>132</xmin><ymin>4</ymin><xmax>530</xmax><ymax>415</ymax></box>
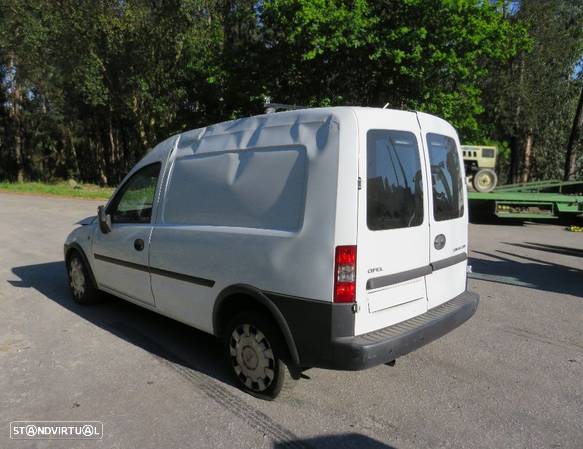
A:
<box><xmin>472</xmin><ymin>168</ymin><xmax>497</xmax><ymax>193</ymax></box>
<box><xmin>66</xmin><ymin>251</ymin><xmax>102</xmax><ymax>305</ymax></box>
<box><xmin>224</xmin><ymin>311</ymin><xmax>293</xmax><ymax>400</ymax></box>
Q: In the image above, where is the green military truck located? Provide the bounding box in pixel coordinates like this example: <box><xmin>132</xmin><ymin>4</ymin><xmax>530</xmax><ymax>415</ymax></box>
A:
<box><xmin>461</xmin><ymin>145</ymin><xmax>498</xmax><ymax>192</ymax></box>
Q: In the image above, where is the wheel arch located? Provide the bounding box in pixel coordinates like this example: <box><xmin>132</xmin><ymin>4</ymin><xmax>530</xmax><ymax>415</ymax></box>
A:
<box><xmin>64</xmin><ymin>242</ymin><xmax>98</xmax><ymax>289</ymax></box>
<box><xmin>213</xmin><ymin>284</ymin><xmax>300</xmax><ymax>368</ymax></box>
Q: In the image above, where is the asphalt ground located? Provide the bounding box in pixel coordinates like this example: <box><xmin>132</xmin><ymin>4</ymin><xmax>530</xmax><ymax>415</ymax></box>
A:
<box><xmin>1</xmin><ymin>193</ymin><xmax>582</xmax><ymax>449</ymax></box>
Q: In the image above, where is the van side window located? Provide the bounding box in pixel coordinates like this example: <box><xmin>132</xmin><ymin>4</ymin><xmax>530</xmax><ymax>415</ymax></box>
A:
<box><xmin>366</xmin><ymin>130</ymin><xmax>424</xmax><ymax>231</ymax></box>
<box><xmin>426</xmin><ymin>133</ymin><xmax>464</xmax><ymax>221</ymax></box>
<box><xmin>109</xmin><ymin>163</ymin><xmax>161</xmax><ymax>224</ymax></box>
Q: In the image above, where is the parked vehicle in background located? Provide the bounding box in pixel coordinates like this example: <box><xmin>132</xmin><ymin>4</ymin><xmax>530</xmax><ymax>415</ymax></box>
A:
<box><xmin>64</xmin><ymin>107</ymin><xmax>479</xmax><ymax>399</ymax></box>
<box><xmin>462</xmin><ymin>145</ymin><xmax>498</xmax><ymax>192</ymax></box>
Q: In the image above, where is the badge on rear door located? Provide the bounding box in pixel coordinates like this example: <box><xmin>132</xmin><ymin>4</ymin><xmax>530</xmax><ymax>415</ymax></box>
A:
<box><xmin>434</xmin><ymin>234</ymin><xmax>446</xmax><ymax>250</ymax></box>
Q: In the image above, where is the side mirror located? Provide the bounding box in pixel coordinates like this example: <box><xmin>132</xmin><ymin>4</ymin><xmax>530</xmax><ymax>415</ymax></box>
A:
<box><xmin>97</xmin><ymin>205</ymin><xmax>112</xmax><ymax>234</ymax></box>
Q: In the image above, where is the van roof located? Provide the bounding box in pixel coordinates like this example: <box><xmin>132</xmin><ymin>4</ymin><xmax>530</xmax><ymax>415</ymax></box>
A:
<box><xmin>143</xmin><ymin>106</ymin><xmax>455</xmax><ymax>164</ymax></box>
<box><xmin>197</xmin><ymin>106</ymin><xmax>453</xmax><ymax>136</ymax></box>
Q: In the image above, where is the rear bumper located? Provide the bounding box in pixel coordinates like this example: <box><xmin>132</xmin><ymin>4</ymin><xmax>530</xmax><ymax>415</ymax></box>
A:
<box><xmin>327</xmin><ymin>290</ymin><xmax>479</xmax><ymax>370</ymax></box>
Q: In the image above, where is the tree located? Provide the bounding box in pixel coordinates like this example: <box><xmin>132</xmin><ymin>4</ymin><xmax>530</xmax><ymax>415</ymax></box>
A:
<box><xmin>0</xmin><ymin>0</ymin><xmax>51</xmax><ymax>182</ymax></box>
<box><xmin>0</xmin><ymin>0</ymin><xmax>226</xmax><ymax>184</ymax></box>
<box><xmin>564</xmin><ymin>83</ymin><xmax>583</xmax><ymax>180</ymax></box>
<box><xmin>258</xmin><ymin>0</ymin><xmax>528</xmax><ymax>139</ymax></box>
<box><xmin>481</xmin><ymin>0</ymin><xmax>583</xmax><ymax>183</ymax></box>
<box><xmin>1</xmin><ymin>0</ymin><xmax>559</xmax><ymax>186</ymax></box>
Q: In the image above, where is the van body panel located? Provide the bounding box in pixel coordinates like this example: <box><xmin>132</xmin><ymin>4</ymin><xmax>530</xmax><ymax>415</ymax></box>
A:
<box><xmin>149</xmin><ymin>109</ymin><xmax>358</xmax><ymax>332</ymax></box>
<box><xmin>426</xmin><ymin>260</ymin><xmax>468</xmax><ymax>309</ymax></box>
<box><xmin>416</xmin><ymin>112</ymin><xmax>469</xmax><ymax>309</ymax></box>
<box><xmin>333</xmin><ymin>108</ymin><xmax>359</xmax><ymax>247</ymax></box>
<box><xmin>353</xmin><ymin>108</ymin><xmax>431</xmax><ymax>335</ymax></box>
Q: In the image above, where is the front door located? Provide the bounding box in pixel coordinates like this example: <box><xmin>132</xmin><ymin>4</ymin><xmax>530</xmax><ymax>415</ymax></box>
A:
<box><xmin>355</xmin><ymin>110</ymin><xmax>431</xmax><ymax>335</ymax></box>
<box><xmin>92</xmin><ymin>163</ymin><xmax>162</xmax><ymax>306</ymax></box>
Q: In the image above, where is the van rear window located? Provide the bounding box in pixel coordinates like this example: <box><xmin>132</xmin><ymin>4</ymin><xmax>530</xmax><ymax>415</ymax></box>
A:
<box><xmin>366</xmin><ymin>130</ymin><xmax>424</xmax><ymax>231</ymax></box>
<box><xmin>426</xmin><ymin>133</ymin><xmax>464</xmax><ymax>221</ymax></box>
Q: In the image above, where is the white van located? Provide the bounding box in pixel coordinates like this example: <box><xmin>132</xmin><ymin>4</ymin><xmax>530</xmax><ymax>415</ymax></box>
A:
<box><xmin>64</xmin><ymin>107</ymin><xmax>479</xmax><ymax>399</ymax></box>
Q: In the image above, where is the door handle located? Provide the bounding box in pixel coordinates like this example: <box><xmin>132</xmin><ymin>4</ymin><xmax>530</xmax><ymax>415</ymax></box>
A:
<box><xmin>134</xmin><ymin>239</ymin><xmax>145</xmax><ymax>251</ymax></box>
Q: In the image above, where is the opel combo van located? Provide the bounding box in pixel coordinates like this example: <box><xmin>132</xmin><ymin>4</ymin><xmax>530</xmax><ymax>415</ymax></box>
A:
<box><xmin>64</xmin><ymin>107</ymin><xmax>479</xmax><ymax>399</ymax></box>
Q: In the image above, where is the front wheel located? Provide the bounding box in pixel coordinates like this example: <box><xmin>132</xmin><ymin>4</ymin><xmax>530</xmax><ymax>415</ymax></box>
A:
<box><xmin>66</xmin><ymin>252</ymin><xmax>102</xmax><ymax>305</ymax></box>
<box><xmin>224</xmin><ymin>311</ymin><xmax>292</xmax><ymax>400</ymax></box>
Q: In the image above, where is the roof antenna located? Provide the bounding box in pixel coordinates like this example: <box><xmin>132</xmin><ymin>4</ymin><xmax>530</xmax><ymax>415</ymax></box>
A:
<box><xmin>383</xmin><ymin>102</ymin><xmax>390</xmax><ymax>109</ymax></box>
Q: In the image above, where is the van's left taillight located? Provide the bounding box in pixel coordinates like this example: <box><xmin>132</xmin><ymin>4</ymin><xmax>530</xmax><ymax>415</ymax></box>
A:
<box><xmin>334</xmin><ymin>245</ymin><xmax>357</xmax><ymax>303</ymax></box>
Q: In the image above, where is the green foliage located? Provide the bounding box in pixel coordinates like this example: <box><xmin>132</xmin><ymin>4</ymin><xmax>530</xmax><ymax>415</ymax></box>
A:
<box><xmin>0</xmin><ymin>0</ymin><xmax>579</xmax><ymax>186</ymax></box>
<box><xmin>260</xmin><ymin>0</ymin><xmax>529</xmax><ymax>138</ymax></box>
<box><xmin>1</xmin><ymin>0</ymin><xmax>226</xmax><ymax>185</ymax></box>
<box><xmin>0</xmin><ymin>181</ymin><xmax>113</xmax><ymax>200</ymax></box>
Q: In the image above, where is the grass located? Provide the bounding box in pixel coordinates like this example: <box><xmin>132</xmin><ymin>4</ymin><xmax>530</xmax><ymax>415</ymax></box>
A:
<box><xmin>0</xmin><ymin>181</ymin><xmax>114</xmax><ymax>200</ymax></box>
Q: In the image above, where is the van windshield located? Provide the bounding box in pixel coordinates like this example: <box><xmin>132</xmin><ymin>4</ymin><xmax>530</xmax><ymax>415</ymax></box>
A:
<box><xmin>366</xmin><ymin>130</ymin><xmax>424</xmax><ymax>231</ymax></box>
<box><xmin>426</xmin><ymin>133</ymin><xmax>464</xmax><ymax>221</ymax></box>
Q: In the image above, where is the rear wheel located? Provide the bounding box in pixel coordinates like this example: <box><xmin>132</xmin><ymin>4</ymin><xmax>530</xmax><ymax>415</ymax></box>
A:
<box><xmin>66</xmin><ymin>252</ymin><xmax>102</xmax><ymax>305</ymax></box>
<box><xmin>472</xmin><ymin>168</ymin><xmax>497</xmax><ymax>193</ymax></box>
<box><xmin>224</xmin><ymin>311</ymin><xmax>292</xmax><ymax>400</ymax></box>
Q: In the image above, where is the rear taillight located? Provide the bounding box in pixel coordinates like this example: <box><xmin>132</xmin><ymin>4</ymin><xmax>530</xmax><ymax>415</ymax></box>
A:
<box><xmin>334</xmin><ymin>245</ymin><xmax>357</xmax><ymax>303</ymax></box>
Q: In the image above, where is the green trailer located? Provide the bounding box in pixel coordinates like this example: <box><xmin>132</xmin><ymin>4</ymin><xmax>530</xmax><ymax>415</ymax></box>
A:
<box><xmin>468</xmin><ymin>179</ymin><xmax>583</xmax><ymax>220</ymax></box>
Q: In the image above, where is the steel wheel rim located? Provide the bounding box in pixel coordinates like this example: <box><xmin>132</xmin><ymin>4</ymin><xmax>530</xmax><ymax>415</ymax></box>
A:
<box><xmin>69</xmin><ymin>258</ymin><xmax>86</xmax><ymax>298</ymax></box>
<box><xmin>229</xmin><ymin>324</ymin><xmax>275</xmax><ymax>392</ymax></box>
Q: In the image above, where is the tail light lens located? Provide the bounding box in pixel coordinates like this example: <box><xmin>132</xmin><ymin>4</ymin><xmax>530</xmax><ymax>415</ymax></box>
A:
<box><xmin>334</xmin><ymin>245</ymin><xmax>357</xmax><ymax>303</ymax></box>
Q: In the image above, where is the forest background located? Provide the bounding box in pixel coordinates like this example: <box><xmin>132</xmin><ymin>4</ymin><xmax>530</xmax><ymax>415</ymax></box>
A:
<box><xmin>1</xmin><ymin>0</ymin><xmax>582</xmax><ymax>187</ymax></box>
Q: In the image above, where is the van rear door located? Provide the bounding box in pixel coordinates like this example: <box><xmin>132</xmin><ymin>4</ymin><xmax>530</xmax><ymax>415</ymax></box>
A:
<box><xmin>354</xmin><ymin>110</ymin><xmax>431</xmax><ymax>335</ymax></box>
<box><xmin>416</xmin><ymin>112</ymin><xmax>468</xmax><ymax>309</ymax></box>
